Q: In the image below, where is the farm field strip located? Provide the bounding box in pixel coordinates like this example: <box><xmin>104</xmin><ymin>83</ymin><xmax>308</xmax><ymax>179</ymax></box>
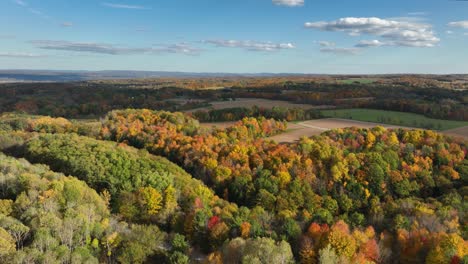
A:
<box><xmin>321</xmin><ymin>108</ymin><xmax>468</xmax><ymax>131</ymax></box>
<box><xmin>268</xmin><ymin>118</ymin><xmax>415</xmax><ymax>143</ymax></box>
<box><xmin>267</xmin><ymin>118</ymin><xmax>467</xmax><ymax>143</ymax></box>
<box><xmin>443</xmin><ymin>126</ymin><xmax>468</xmax><ymax>139</ymax></box>
<box><xmin>186</xmin><ymin>98</ymin><xmax>325</xmax><ymax>113</ymax></box>
<box><xmin>203</xmin><ymin>118</ymin><xmax>467</xmax><ymax>143</ymax></box>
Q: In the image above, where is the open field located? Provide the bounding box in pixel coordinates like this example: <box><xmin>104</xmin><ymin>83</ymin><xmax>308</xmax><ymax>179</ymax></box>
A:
<box><xmin>186</xmin><ymin>98</ymin><xmax>328</xmax><ymax>113</ymax></box>
<box><xmin>443</xmin><ymin>126</ymin><xmax>468</xmax><ymax>139</ymax></box>
<box><xmin>321</xmin><ymin>109</ymin><xmax>468</xmax><ymax>131</ymax></box>
<box><xmin>268</xmin><ymin>118</ymin><xmax>418</xmax><ymax>143</ymax></box>
<box><xmin>200</xmin><ymin>121</ymin><xmax>237</xmax><ymax>130</ymax></box>
<box><xmin>337</xmin><ymin>78</ymin><xmax>377</xmax><ymax>84</ymax></box>
<box><xmin>202</xmin><ymin>118</ymin><xmax>468</xmax><ymax>143</ymax></box>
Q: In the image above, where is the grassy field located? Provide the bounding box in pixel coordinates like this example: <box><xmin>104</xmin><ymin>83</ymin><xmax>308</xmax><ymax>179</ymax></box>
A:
<box><xmin>321</xmin><ymin>109</ymin><xmax>468</xmax><ymax>131</ymax></box>
<box><xmin>337</xmin><ymin>78</ymin><xmax>377</xmax><ymax>84</ymax></box>
<box><xmin>185</xmin><ymin>98</ymin><xmax>320</xmax><ymax>113</ymax></box>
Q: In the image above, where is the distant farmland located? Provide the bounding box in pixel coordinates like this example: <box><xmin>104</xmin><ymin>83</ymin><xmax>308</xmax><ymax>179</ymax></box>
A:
<box><xmin>337</xmin><ymin>78</ymin><xmax>378</xmax><ymax>84</ymax></box>
<box><xmin>321</xmin><ymin>109</ymin><xmax>468</xmax><ymax>131</ymax></box>
<box><xmin>186</xmin><ymin>98</ymin><xmax>326</xmax><ymax>113</ymax></box>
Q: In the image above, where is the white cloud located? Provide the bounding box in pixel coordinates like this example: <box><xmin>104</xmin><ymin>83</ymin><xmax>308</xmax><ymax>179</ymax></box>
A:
<box><xmin>320</xmin><ymin>47</ymin><xmax>360</xmax><ymax>55</ymax></box>
<box><xmin>31</xmin><ymin>40</ymin><xmax>141</xmax><ymax>55</ymax></box>
<box><xmin>13</xmin><ymin>0</ymin><xmax>53</xmax><ymax>20</ymax></box>
<box><xmin>305</xmin><ymin>17</ymin><xmax>440</xmax><ymax>47</ymax></box>
<box><xmin>152</xmin><ymin>43</ymin><xmax>202</xmax><ymax>55</ymax></box>
<box><xmin>272</xmin><ymin>0</ymin><xmax>304</xmax><ymax>7</ymax></box>
<box><xmin>318</xmin><ymin>41</ymin><xmax>335</xmax><ymax>47</ymax></box>
<box><xmin>61</xmin><ymin>22</ymin><xmax>73</xmax><ymax>27</ymax></box>
<box><xmin>13</xmin><ymin>0</ymin><xmax>27</xmax><ymax>6</ymax></box>
<box><xmin>0</xmin><ymin>52</ymin><xmax>44</xmax><ymax>58</ymax></box>
<box><xmin>101</xmin><ymin>2</ymin><xmax>148</xmax><ymax>9</ymax></box>
<box><xmin>448</xmin><ymin>21</ymin><xmax>468</xmax><ymax>29</ymax></box>
<box><xmin>204</xmin><ymin>40</ymin><xmax>295</xmax><ymax>52</ymax></box>
<box><xmin>355</xmin><ymin>39</ymin><xmax>385</xmax><ymax>47</ymax></box>
<box><xmin>31</xmin><ymin>40</ymin><xmax>200</xmax><ymax>55</ymax></box>
<box><xmin>446</xmin><ymin>30</ymin><xmax>453</xmax><ymax>34</ymax></box>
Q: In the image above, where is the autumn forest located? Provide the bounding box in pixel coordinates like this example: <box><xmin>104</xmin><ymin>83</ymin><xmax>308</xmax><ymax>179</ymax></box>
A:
<box><xmin>0</xmin><ymin>76</ymin><xmax>467</xmax><ymax>264</ymax></box>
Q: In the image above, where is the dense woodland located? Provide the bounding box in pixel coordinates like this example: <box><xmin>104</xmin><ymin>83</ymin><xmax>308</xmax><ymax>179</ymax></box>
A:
<box><xmin>0</xmin><ymin>77</ymin><xmax>467</xmax><ymax>121</ymax></box>
<box><xmin>0</xmin><ymin>109</ymin><xmax>466</xmax><ymax>263</ymax></box>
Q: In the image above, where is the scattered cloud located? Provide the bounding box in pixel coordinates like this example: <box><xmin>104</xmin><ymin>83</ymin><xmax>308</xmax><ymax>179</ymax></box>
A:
<box><xmin>0</xmin><ymin>52</ymin><xmax>45</xmax><ymax>58</ymax></box>
<box><xmin>305</xmin><ymin>17</ymin><xmax>440</xmax><ymax>47</ymax></box>
<box><xmin>272</xmin><ymin>0</ymin><xmax>304</xmax><ymax>7</ymax></box>
<box><xmin>204</xmin><ymin>40</ymin><xmax>295</xmax><ymax>52</ymax></box>
<box><xmin>320</xmin><ymin>47</ymin><xmax>360</xmax><ymax>55</ymax></box>
<box><xmin>318</xmin><ymin>41</ymin><xmax>336</xmax><ymax>47</ymax></box>
<box><xmin>152</xmin><ymin>43</ymin><xmax>202</xmax><ymax>55</ymax></box>
<box><xmin>13</xmin><ymin>0</ymin><xmax>52</xmax><ymax>20</ymax></box>
<box><xmin>355</xmin><ymin>39</ymin><xmax>386</xmax><ymax>48</ymax></box>
<box><xmin>30</xmin><ymin>40</ymin><xmax>200</xmax><ymax>56</ymax></box>
<box><xmin>61</xmin><ymin>22</ymin><xmax>73</xmax><ymax>27</ymax></box>
<box><xmin>13</xmin><ymin>0</ymin><xmax>27</xmax><ymax>6</ymax></box>
<box><xmin>101</xmin><ymin>2</ymin><xmax>148</xmax><ymax>10</ymax></box>
<box><xmin>446</xmin><ymin>30</ymin><xmax>454</xmax><ymax>34</ymax></box>
<box><xmin>448</xmin><ymin>21</ymin><xmax>468</xmax><ymax>29</ymax></box>
<box><xmin>31</xmin><ymin>40</ymin><xmax>142</xmax><ymax>55</ymax></box>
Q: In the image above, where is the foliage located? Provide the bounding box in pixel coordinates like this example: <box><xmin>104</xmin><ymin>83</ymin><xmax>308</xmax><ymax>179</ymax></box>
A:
<box><xmin>0</xmin><ymin>108</ymin><xmax>467</xmax><ymax>263</ymax></box>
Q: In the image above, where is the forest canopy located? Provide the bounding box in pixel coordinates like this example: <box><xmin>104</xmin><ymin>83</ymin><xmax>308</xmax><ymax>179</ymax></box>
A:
<box><xmin>0</xmin><ymin>109</ymin><xmax>466</xmax><ymax>263</ymax></box>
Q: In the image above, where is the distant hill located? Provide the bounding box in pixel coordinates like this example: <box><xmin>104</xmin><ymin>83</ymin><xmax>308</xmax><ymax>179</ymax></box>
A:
<box><xmin>1</xmin><ymin>70</ymin><xmax>467</xmax><ymax>84</ymax></box>
<box><xmin>0</xmin><ymin>69</ymin><xmax>312</xmax><ymax>83</ymax></box>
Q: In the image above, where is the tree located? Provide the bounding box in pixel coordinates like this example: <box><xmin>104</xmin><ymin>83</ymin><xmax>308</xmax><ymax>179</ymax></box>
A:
<box><xmin>299</xmin><ymin>236</ymin><xmax>316</xmax><ymax>264</ymax></box>
<box><xmin>0</xmin><ymin>200</ymin><xmax>13</xmax><ymax>216</ymax></box>
<box><xmin>0</xmin><ymin>215</ymin><xmax>29</xmax><ymax>250</ymax></box>
<box><xmin>0</xmin><ymin>227</ymin><xmax>15</xmax><ymax>256</ymax></box>
<box><xmin>171</xmin><ymin>234</ymin><xmax>189</xmax><ymax>254</ymax></box>
<box><xmin>138</xmin><ymin>187</ymin><xmax>163</xmax><ymax>217</ymax></box>
<box><xmin>325</xmin><ymin>221</ymin><xmax>356</xmax><ymax>260</ymax></box>
<box><xmin>318</xmin><ymin>245</ymin><xmax>340</xmax><ymax>264</ymax></box>
<box><xmin>117</xmin><ymin>224</ymin><xmax>166</xmax><ymax>264</ymax></box>
<box><xmin>169</xmin><ymin>251</ymin><xmax>189</xmax><ymax>264</ymax></box>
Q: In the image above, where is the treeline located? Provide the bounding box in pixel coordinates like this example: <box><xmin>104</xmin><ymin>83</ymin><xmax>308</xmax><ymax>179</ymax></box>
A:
<box><xmin>191</xmin><ymin>106</ymin><xmax>323</xmax><ymax>122</ymax></box>
<box><xmin>230</xmin><ymin>85</ymin><xmax>468</xmax><ymax>121</ymax></box>
<box><xmin>0</xmin><ymin>110</ymin><xmax>467</xmax><ymax>263</ymax></box>
<box><xmin>0</xmin><ymin>83</ymin><xmax>208</xmax><ymax>118</ymax></box>
<box><xmin>0</xmin><ymin>78</ymin><xmax>466</xmax><ymax>121</ymax></box>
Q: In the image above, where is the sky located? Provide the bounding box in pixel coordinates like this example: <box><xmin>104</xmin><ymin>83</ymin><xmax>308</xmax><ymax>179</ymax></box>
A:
<box><xmin>0</xmin><ymin>0</ymin><xmax>468</xmax><ymax>74</ymax></box>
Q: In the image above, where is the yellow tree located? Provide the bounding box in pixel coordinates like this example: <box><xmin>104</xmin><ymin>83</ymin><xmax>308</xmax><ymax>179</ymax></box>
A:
<box><xmin>138</xmin><ymin>187</ymin><xmax>163</xmax><ymax>216</ymax></box>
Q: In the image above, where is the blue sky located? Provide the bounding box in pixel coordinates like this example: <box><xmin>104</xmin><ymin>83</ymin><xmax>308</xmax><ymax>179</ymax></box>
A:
<box><xmin>0</xmin><ymin>0</ymin><xmax>467</xmax><ymax>73</ymax></box>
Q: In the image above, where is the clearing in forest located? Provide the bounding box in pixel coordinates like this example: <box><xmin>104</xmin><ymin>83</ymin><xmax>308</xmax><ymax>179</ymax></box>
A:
<box><xmin>321</xmin><ymin>108</ymin><xmax>468</xmax><ymax>131</ymax></box>
<box><xmin>186</xmin><ymin>98</ymin><xmax>327</xmax><ymax>113</ymax></box>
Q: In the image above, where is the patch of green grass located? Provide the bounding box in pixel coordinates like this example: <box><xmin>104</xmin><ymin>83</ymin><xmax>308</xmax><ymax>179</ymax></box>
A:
<box><xmin>338</xmin><ymin>78</ymin><xmax>376</xmax><ymax>85</ymax></box>
<box><xmin>321</xmin><ymin>108</ymin><xmax>468</xmax><ymax>131</ymax></box>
